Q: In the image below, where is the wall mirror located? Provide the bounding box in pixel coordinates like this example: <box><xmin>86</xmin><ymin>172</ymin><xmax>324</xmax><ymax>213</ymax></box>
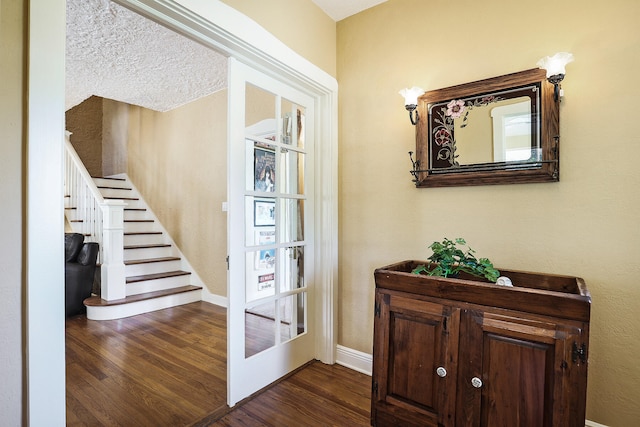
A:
<box><xmin>412</xmin><ymin>68</ymin><xmax>559</xmax><ymax>187</ymax></box>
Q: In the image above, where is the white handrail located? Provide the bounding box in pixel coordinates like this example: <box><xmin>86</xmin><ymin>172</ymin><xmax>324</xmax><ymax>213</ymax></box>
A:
<box><xmin>64</xmin><ymin>132</ymin><xmax>105</xmax><ymax>256</ymax></box>
<box><xmin>64</xmin><ymin>132</ymin><xmax>104</xmax><ymax>202</ymax></box>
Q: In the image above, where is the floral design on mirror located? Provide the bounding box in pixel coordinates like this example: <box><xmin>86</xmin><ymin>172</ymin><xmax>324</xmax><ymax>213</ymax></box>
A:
<box><xmin>432</xmin><ymin>96</ymin><xmax>504</xmax><ymax>167</ymax></box>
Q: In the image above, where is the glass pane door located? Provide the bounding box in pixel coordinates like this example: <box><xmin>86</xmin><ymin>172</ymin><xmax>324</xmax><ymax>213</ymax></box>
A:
<box><xmin>227</xmin><ymin>59</ymin><xmax>314</xmax><ymax>406</ymax></box>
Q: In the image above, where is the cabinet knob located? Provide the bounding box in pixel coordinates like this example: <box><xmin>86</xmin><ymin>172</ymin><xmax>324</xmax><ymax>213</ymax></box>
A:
<box><xmin>436</xmin><ymin>367</ymin><xmax>447</xmax><ymax>378</ymax></box>
<box><xmin>471</xmin><ymin>377</ymin><xmax>483</xmax><ymax>388</ymax></box>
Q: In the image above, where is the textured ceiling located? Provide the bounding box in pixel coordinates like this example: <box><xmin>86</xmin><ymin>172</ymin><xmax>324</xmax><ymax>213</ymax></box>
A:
<box><xmin>66</xmin><ymin>0</ymin><xmax>228</xmax><ymax>112</ymax></box>
<box><xmin>311</xmin><ymin>0</ymin><xmax>387</xmax><ymax>21</ymax></box>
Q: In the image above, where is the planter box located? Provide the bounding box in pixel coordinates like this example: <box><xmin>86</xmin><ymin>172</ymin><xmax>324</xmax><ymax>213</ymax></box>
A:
<box><xmin>374</xmin><ymin>260</ymin><xmax>591</xmax><ymax>322</ymax></box>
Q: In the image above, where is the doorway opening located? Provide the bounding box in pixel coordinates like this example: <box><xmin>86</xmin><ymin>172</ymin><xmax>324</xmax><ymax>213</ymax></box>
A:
<box><xmin>28</xmin><ymin>1</ymin><xmax>337</xmax><ymax>423</ymax></box>
<box><xmin>64</xmin><ymin>0</ymin><xmax>230</xmax><ymax>420</ymax></box>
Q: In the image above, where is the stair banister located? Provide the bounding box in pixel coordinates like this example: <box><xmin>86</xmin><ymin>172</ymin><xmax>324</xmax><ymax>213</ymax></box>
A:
<box><xmin>99</xmin><ymin>200</ymin><xmax>127</xmax><ymax>300</ymax></box>
<box><xmin>64</xmin><ymin>132</ymin><xmax>126</xmax><ymax>301</ymax></box>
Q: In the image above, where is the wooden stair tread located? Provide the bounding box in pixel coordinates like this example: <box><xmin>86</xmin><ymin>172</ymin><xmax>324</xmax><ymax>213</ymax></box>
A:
<box><xmin>125</xmin><ymin>208</ymin><xmax>146</xmax><ymax>211</ymax></box>
<box><xmin>126</xmin><ymin>270</ymin><xmax>191</xmax><ymax>283</ymax></box>
<box><xmin>97</xmin><ymin>186</ymin><xmax>133</xmax><ymax>190</ymax></box>
<box><xmin>104</xmin><ymin>196</ymin><xmax>139</xmax><ymax>201</ymax></box>
<box><xmin>84</xmin><ymin>285</ymin><xmax>202</xmax><ymax>307</ymax></box>
<box><xmin>92</xmin><ymin>176</ymin><xmax>126</xmax><ymax>181</ymax></box>
<box><xmin>125</xmin><ymin>257</ymin><xmax>181</xmax><ymax>265</ymax></box>
<box><xmin>122</xmin><ymin>231</ymin><xmax>162</xmax><ymax>236</ymax></box>
<box><xmin>125</xmin><ymin>219</ymin><xmax>154</xmax><ymax>223</ymax></box>
<box><xmin>124</xmin><ymin>243</ymin><xmax>171</xmax><ymax>250</ymax></box>
<box><xmin>124</xmin><ymin>231</ymin><xmax>162</xmax><ymax>235</ymax></box>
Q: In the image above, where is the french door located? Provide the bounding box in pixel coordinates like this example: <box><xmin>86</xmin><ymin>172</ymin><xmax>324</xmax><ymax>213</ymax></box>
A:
<box><xmin>227</xmin><ymin>58</ymin><xmax>316</xmax><ymax>406</ymax></box>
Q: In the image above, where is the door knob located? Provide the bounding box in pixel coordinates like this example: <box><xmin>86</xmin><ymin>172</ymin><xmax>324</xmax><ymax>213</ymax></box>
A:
<box><xmin>471</xmin><ymin>377</ymin><xmax>483</xmax><ymax>388</ymax></box>
<box><xmin>436</xmin><ymin>367</ymin><xmax>447</xmax><ymax>378</ymax></box>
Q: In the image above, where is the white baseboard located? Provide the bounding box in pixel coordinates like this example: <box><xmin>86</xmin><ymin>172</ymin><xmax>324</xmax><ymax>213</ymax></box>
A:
<box><xmin>201</xmin><ymin>290</ymin><xmax>227</xmax><ymax>308</ymax></box>
<box><xmin>86</xmin><ymin>289</ymin><xmax>201</xmax><ymax>320</ymax></box>
<box><xmin>334</xmin><ymin>344</ymin><xmax>603</xmax><ymax>427</ymax></box>
<box><xmin>335</xmin><ymin>344</ymin><xmax>372</xmax><ymax>376</ymax></box>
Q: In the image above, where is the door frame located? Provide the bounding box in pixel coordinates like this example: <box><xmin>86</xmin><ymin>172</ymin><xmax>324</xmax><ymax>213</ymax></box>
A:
<box><xmin>26</xmin><ymin>0</ymin><xmax>338</xmax><ymax>423</ymax></box>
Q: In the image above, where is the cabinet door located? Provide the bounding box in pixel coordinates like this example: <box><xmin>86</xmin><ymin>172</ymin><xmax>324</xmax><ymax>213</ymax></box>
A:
<box><xmin>456</xmin><ymin>309</ymin><xmax>588</xmax><ymax>427</ymax></box>
<box><xmin>372</xmin><ymin>290</ymin><xmax>460</xmax><ymax>427</ymax></box>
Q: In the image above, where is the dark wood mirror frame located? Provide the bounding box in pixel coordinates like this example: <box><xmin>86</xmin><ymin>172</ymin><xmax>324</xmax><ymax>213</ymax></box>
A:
<box><xmin>413</xmin><ymin>68</ymin><xmax>559</xmax><ymax>187</ymax></box>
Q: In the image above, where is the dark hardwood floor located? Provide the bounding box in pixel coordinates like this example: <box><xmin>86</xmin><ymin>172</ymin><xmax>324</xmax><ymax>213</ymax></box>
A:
<box><xmin>66</xmin><ymin>301</ymin><xmax>227</xmax><ymax>426</ymax></box>
<box><xmin>204</xmin><ymin>362</ymin><xmax>371</xmax><ymax>426</ymax></box>
<box><xmin>66</xmin><ymin>301</ymin><xmax>371</xmax><ymax>426</ymax></box>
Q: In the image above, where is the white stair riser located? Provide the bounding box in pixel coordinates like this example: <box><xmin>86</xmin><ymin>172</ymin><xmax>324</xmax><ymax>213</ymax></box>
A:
<box><xmin>123</xmin><ymin>221</ymin><xmax>158</xmax><ymax>233</ymax></box>
<box><xmin>125</xmin><ymin>259</ymin><xmax>182</xmax><ymax>276</ymax></box>
<box><xmin>127</xmin><ymin>275</ymin><xmax>192</xmax><ymax>296</ymax></box>
<box><xmin>86</xmin><ymin>290</ymin><xmax>202</xmax><ymax>321</ymax></box>
<box><xmin>92</xmin><ymin>178</ymin><xmax>129</xmax><ymax>188</ymax></box>
<box><xmin>109</xmin><ymin>199</ymin><xmax>144</xmax><ymax>209</ymax></box>
<box><xmin>97</xmin><ymin>187</ymin><xmax>134</xmax><ymax>198</ymax></box>
<box><xmin>124</xmin><ymin>233</ymin><xmax>166</xmax><ymax>246</ymax></box>
<box><xmin>124</xmin><ymin>246</ymin><xmax>174</xmax><ymax>261</ymax></box>
<box><xmin>64</xmin><ymin>210</ymin><xmax>80</xmax><ymax>222</ymax></box>
<box><xmin>124</xmin><ymin>210</ymin><xmax>150</xmax><ymax>221</ymax></box>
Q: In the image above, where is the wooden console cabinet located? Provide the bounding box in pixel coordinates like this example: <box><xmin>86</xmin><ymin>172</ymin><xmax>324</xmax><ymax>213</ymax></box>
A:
<box><xmin>371</xmin><ymin>261</ymin><xmax>591</xmax><ymax>427</ymax></box>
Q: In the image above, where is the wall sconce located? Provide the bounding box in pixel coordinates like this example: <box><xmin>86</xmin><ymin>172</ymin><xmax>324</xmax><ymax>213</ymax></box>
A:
<box><xmin>399</xmin><ymin>86</ymin><xmax>425</xmax><ymax>125</ymax></box>
<box><xmin>537</xmin><ymin>52</ymin><xmax>574</xmax><ymax>102</ymax></box>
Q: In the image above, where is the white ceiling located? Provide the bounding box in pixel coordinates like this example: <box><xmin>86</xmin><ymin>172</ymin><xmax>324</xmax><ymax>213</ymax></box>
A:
<box><xmin>312</xmin><ymin>0</ymin><xmax>387</xmax><ymax>21</ymax></box>
<box><xmin>65</xmin><ymin>0</ymin><xmax>385</xmax><ymax>112</ymax></box>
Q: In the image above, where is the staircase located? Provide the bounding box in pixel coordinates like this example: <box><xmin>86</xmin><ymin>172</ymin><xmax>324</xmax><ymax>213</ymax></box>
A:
<box><xmin>66</xmin><ymin>174</ymin><xmax>203</xmax><ymax>320</ymax></box>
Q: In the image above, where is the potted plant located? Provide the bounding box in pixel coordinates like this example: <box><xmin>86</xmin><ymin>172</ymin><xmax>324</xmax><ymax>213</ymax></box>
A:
<box><xmin>411</xmin><ymin>237</ymin><xmax>500</xmax><ymax>283</ymax></box>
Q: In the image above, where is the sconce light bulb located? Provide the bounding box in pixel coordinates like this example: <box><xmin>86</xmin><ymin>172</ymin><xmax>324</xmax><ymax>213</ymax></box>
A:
<box><xmin>400</xmin><ymin>87</ymin><xmax>424</xmax><ymax>125</ymax></box>
<box><xmin>399</xmin><ymin>87</ymin><xmax>425</xmax><ymax>107</ymax></box>
<box><xmin>537</xmin><ymin>52</ymin><xmax>574</xmax><ymax>78</ymax></box>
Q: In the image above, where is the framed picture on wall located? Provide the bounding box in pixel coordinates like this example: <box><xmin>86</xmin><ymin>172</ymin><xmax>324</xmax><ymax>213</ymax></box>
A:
<box><xmin>255</xmin><ymin>229</ymin><xmax>275</xmax><ymax>246</ymax></box>
<box><xmin>254</xmin><ymin>146</ymin><xmax>276</xmax><ymax>192</ymax></box>
<box><xmin>258</xmin><ymin>273</ymin><xmax>275</xmax><ymax>291</ymax></box>
<box><xmin>254</xmin><ymin>199</ymin><xmax>275</xmax><ymax>227</ymax></box>
<box><xmin>255</xmin><ymin>248</ymin><xmax>276</xmax><ymax>270</ymax></box>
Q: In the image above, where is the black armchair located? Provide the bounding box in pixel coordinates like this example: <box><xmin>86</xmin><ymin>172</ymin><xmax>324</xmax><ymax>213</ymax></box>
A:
<box><xmin>65</xmin><ymin>233</ymin><xmax>99</xmax><ymax>317</ymax></box>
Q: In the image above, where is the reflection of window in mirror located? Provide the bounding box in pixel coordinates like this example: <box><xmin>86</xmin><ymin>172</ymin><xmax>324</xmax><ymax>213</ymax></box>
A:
<box><xmin>454</xmin><ymin>106</ymin><xmax>493</xmax><ymax>164</ymax></box>
<box><xmin>491</xmin><ymin>99</ymin><xmax>535</xmax><ymax>162</ymax></box>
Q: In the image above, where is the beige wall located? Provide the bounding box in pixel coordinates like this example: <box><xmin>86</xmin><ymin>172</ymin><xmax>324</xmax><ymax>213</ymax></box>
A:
<box><xmin>0</xmin><ymin>0</ymin><xmax>24</xmax><ymax>424</ymax></box>
<box><xmin>66</xmin><ymin>96</ymin><xmax>104</xmax><ymax>177</ymax></box>
<box><xmin>66</xmin><ymin>96</ymin><xmax>130</xmax><ymax>177</ymax></box>
<box><xmin>337</xmin><ymin>0</ymin><xmax>640</xmax><ymax>424</ymax></box>
<box><xmin>103</xmin><ymin>98</ymin><xmax>129</xmax><ymax>176</ymax></box>
<box><xmin>127</xmin><ymin>91</ymin><xmax>228</xmax><ymax>297</ymax></box>
<box><xmin>220</xmin><ymin>0</ymin><xmax>336</xmax><ymax>77</ymax></box>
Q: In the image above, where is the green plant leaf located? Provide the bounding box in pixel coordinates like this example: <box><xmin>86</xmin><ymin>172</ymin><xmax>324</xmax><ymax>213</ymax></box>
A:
<box><xmin>422</xmin><ymin>237</ymin><xmax>500</xmax><ymax>283</ymax></box>
<box><xmin>412</xmin><ymin>264</ymin><xmax>429</xmax><ymax>275</ymax></box>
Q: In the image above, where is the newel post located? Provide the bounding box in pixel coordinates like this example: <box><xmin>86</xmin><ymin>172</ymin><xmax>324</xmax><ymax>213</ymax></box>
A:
<box><xmin>100</xmin><ymin>200</ymin><xmax>127</xmax><ymax>301</ymax></box>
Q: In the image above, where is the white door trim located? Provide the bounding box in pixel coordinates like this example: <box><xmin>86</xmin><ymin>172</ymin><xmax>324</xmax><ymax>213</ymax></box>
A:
<box><xmin>28</xmin><ymin>0</ymin><xmax>338</xmax><ymax>423</ymax></box>
<box><xmin>26</xmin><ymin>1</ymin><xmax>67</xmax><ymax>424</ymax></box>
